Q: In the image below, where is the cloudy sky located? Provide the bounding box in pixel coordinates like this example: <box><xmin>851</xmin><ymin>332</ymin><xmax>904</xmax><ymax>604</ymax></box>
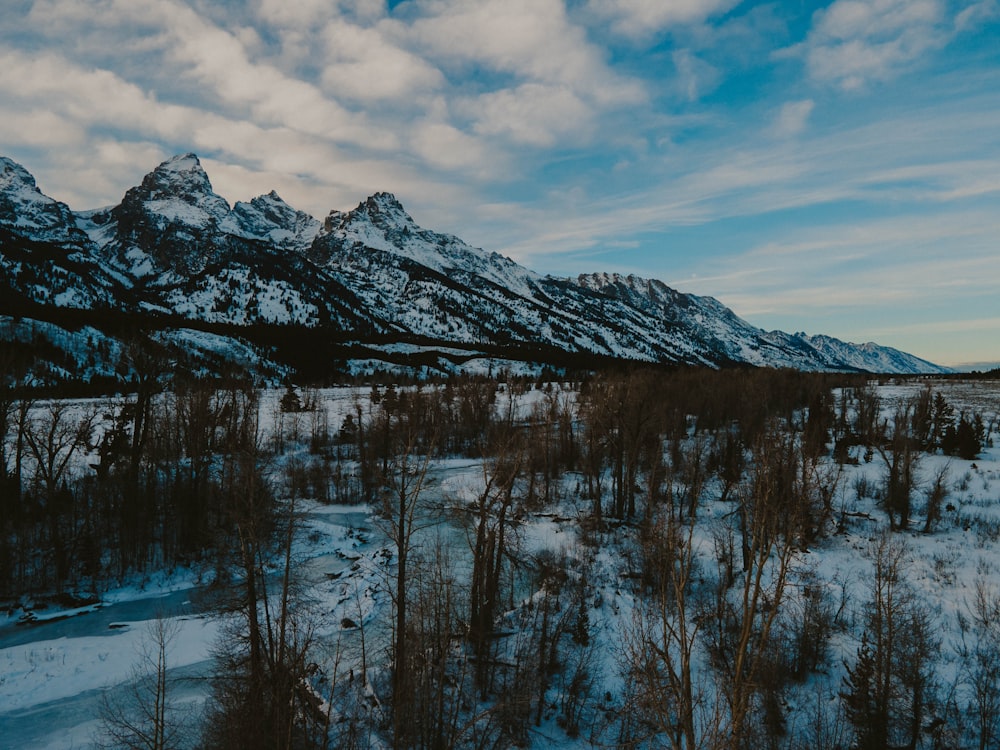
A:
<box><xmin>2</xmin><ymin>0</ymin><xmax>998</xmax><ymax>367</ymax></box>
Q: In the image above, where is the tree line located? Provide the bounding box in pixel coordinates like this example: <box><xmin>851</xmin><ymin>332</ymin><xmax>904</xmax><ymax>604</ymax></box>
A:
<box><xmin>1</xmin><ymin>365</ymin><xmax>997</xmax><ymax>749</ymax></box>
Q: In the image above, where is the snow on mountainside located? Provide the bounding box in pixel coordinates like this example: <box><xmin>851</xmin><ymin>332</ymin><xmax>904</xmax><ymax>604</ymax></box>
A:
<box><xmin>98</xmin><ymin>153</ymin><xmax>235</xmax><ymax>279</ymax></box>
<box><xmin>0</xmin><ymin>157</ymin><xmax>90</xmax><ymax>247</ymax></box>
<box><xmin>0</xmin><ymin>152</ymin><xmax>952</xmax><ymax>378</ymax></box>
<box><xmin>795</xmin><ymin>332</ymin><xmax>950</xmax><ymax>375</ymax></box>
<box><xmin>0</xmin><ymin>158</ymin><xmax>129</xmax><ymax>310</ymax></box>
<box><xmin>312</xmin><ymin>192</ymin><xmax>541</xmax><ymax>300</ymax></box>
<box><xmin>222</xmin><ymin>191</ymin><xmax>321</xmax><ymax>252</ymax></box>
<box><xmin>577</xmin><ymin>272</ymin><xmax>836</xmax><ymax>370</ymax></box>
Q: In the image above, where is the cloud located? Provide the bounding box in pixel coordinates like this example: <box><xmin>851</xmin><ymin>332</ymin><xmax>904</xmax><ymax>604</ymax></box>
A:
<box><xmin>409</xmin><ymin>121</ymin><xmax>489</xmax><ymax>172</ymax></box>
<box><xmin>584</xmin><ymin>0</ymin><xmax>741</xmax><ymax>40</ymax></box>
<box><xmin>406</xmin><ymin>0</ymin><xmax>645</xmax><ymax>107</ymax></box>
<box><xmin>672</xmin><ymin>50</ymin><xmax>720</xmax><ymax>101</ymax></box>
<box><xmin>772</xmin><ymin>99</ymin><xmax>815</xmax><ymax>136</ymax></box>
<box><xmin>464</xmin><ymin>84</ymin><xmax>592</xmax><ymax>147</ymax></box>
<box><xmin>687</xmin><ymin>211</ymin><xmax>1000</xmax><ymax>318</ymax></box>
<box><xmin>955</xmin><ymin>0</ymin><xmax>1000</xmax><ymax>30</ymax></box>
<box><xmin>319</xmin><ymin>19</ymin><xmax>445</xmax><ymax>103</ymax></box>
<box><xmin>797</xmin><ymin>0</ymin><xmax>949</xmax><ymax>89</ymax></box>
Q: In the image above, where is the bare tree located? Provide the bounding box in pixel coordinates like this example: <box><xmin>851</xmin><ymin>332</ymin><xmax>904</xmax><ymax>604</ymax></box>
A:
<box><xmin>466</xmin><ymin>425</ymin><xmax>525</xmax><ymax>696</ymax></box>
<box><xmin>922</xmin><ymin>463</ymin><xmax>950</xmax><ymax>534</ymax></box>
<box><xmin>371</xmin><ymin>391</ymin><xmax>437</xmax><ymax>748</ymax></box>
<box><xmin>874</xmin><ymin>400</ymin><xmax>921</xmax><ymax>531</ymax></box>
<box><xmin>841</xmin><ymin>535</ymin><xmax>938</xmax><ymax>750</ymax></box>
<box><xmin>97</xmin><ymin>616</ymin><xmax>188</xmax><ymax>750</ymax></box>
<box><xmin>624</xmin><ymin>507</ymin><xmax>721</xmax><ymax>750</ymax></box>
<box><xmin>960</xmin><ymin>580</ymin><xmax>1000</xmax><ymax>750</ymax></box>
<box><xmin>23</xmin><ymin>401</ymin><xmax>96</xmax><ymax>502</ymax></box>
<box><xmin>709</xmin><ymin>428</ymin><xmax>798</xmax><ymax>749</ymax></box>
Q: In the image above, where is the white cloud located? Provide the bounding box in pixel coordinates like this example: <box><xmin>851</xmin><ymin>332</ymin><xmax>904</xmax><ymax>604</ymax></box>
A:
<box><xmin>672</xmin><ymin>49</ymin><xmax>720</xmax><ymax>101</ymax></box>
<box><xmin>800</xmin><ymin>0</ymin><xmax>949</xmax><ymax>89</ymax></box>
<box><xmin>955</xmin><ymin>0</ymin><xmax>1000</xmax><ymax>30</ymax></box>
<box><xmin>585</xmin><ymin>0</ymin><xmax>742</xmax><ymax>40</ymax></box>
<box><xmin>409</xmin><ymin>121</ymin><xmax>489</xmax><ymax>172</ymax></box>
<box><xmin>772</xmin><ymin>99</ymin><xmax>815</xmax><ymax>136</ymax></box>
<box><xmin>406</xmin><ymin>0</ymin><xmax>645</xmax><ymax>107</ymax></box>
<box><xmin>319</xmin><ymin>19</ymin><xmax>444</xmax><ymax>102</ymax></box>
<box><xmin>465</xmin><ymin>84</ymin><xmax>592</xmax><ymax>147</ymax></box>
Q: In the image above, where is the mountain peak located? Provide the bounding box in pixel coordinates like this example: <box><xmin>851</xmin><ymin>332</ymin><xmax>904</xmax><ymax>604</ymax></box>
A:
<box><xmin>159</xmin><ymin>152</ymin><xmax>202</xmax><ymax>171</ymax></box>
<box><xmin>361</xmin><ymin>192</ymin><xmax>411</xmax><ymax>222</ymax></box>
<box><xmin>0</xmin><ymin>156</ymin><xmax>38</xmax><ymax>193</ymax></box>
<box><xmin>226</xmin><ymin>190</ymin><xmax>321</xmax><ymax>251</ymax></box>
<box><xmin>142</xmin><ymin>153</ymin><xmax>221</xmax><ymax>203</ymax></box>
<box><xmin>116</xmin><ymin>153</ymin><xmax>230</xmax><ymax>231</ymax></box>
<box><xmin>0</xmin><ymin>155</ymin><xmax>89</xmax><ymax>246</ymax></box>
<box><xmin>369</xmin><ymin>191</ymin><xmax>404</xmax><ymax>208</ymax></box>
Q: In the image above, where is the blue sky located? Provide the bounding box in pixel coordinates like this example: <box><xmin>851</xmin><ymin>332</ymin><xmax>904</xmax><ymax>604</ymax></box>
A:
<box><xmin>2</xmin><ymin>0</ymin><xmax>998</xmax><ymax>367</ymax></box>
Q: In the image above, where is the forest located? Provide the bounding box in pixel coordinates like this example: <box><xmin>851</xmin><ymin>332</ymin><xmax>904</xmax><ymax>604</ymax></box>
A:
<box><xmin>1</xmin><ymin>366</ymin><xmax>998</xmax><ymax>750</ymax></box>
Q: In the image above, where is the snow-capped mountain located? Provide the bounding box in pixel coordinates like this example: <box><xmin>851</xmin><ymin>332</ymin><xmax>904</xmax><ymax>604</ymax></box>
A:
<box><xmin>0</xmin><ymin>157</ymin><xmax>131</xmax><ymax>311</ymax></box>
<box><xmin>790</xmin><ymin>333</ymin><xmax>947</xmax><ymax>375</ymax></box>
<box><xmin>0</xmin><ymin>157</ymin><xmax>91</xmax><ymax>248</ymax></box>
<box><xmin>575</xmin><ymin>273</ymin><xmax>947</xmax><ymax>374</ymax></box>
<box><xmin>0</xmin><ymin>152</ymin><xmax>952</xmax><ymax>383</ymax></box>
<box><xmin>72</xmin><ymin>154</ymin><xmax>377</xmax><ymax>329</ymax></box>
<box><xmin>225</xmin><ymin>191</ymin><xmax>321</xmax><ymax>252</ymax></box>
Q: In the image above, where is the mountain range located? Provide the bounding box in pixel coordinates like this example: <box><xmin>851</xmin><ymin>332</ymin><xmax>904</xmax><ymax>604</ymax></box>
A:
<box><xmin>0</xmin><ymin>152</ymin><xmax>950</xmax><ymax>386</ymax></box>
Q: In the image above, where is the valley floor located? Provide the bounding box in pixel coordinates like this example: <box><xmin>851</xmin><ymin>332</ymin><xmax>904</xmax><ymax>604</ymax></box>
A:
<box><xmin>1</xmin><ymin>378</ymin><xmax>998</xmax><ymax>748</ymax></box>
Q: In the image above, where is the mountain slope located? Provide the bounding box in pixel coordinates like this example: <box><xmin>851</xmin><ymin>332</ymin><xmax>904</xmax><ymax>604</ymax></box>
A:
<box><xmin>0</xmin><ymin>152</ymin><xmax>952</xmax><ymax>381</ymax></box>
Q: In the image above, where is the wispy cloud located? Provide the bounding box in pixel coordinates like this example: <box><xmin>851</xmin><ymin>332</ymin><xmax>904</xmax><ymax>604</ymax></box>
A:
<box><xmin>1</xmin><ymin>0</ymin><xmax>999</xmax><ymax>363</ymax></box>
<box><xmin>584</xmin><ymin>0</ymin><xmax>742</xmax><ymax>40</ymax></box>
<box><xmin>790</xmin><ymin>0</ymin><xmax>958</xmax><ymax>90</ymax></box>
<box><xmin>772</xmin><ymin>99</ymin><xmax>815</xmax><ymax>137</ymax></box>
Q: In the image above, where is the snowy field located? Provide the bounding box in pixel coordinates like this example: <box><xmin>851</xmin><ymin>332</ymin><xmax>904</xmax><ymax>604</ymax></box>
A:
<box><xmin>1</xmin><ymin>379</ymin><xmax>998</xmax><ymax>748</ymax></box>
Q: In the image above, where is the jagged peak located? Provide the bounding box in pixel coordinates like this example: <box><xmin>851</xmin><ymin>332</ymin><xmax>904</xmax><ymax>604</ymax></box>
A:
<box><xmin>240</xmin><ymin>190</ymin><xmax>290</xmax><ymax>211</ymax></box>
<box><xmin>0</xmin><ymin>156</ymin><xmax>39</xmax><ymax>192</ymax></box>
<box><xmin>118</xmin><ymin>152</ymin><xmax>230</xmax><ymax>226</ymax></box>
<box><xmin>158</xmin><ymin>152</ymin><xmax>202</xmax><ymax>172</ymax></box>
<box><xmin>141</xmin><ymin>153</ymin><xmax>218</xmax><ymax>197</ymax></box>
<box><xmin>225</xmin><ymin>189</ymin><xmax>321</xmax><ymax>249</ymax></box>
<box><xmin>578</xmin><ymin>271</ymin><xmax>676</xmax><ymax>297</ymax></box>
<box><xmin>0</xmin><ymin>155</ymin><xmax>90</xmax><ymax>245</ymax></box>
<box><xmin>358</xmin><ymin>191</ymin><xmax>412</xmax><ymax>221</ymax></box>
<box><xmin>369</xmin><ymin>191</ymin><xmax>404</xmax><ymax>209</ymax></box>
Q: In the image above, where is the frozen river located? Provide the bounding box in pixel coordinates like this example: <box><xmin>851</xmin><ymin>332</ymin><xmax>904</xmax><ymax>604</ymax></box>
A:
<box><xmin>0</xmin><ymin>506</ymin><xmax>378</xmax><ymax>750</ymax></box>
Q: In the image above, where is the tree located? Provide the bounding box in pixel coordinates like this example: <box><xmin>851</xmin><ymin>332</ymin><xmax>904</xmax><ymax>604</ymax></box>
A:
<box><xmin>874</xmin><ymin>401</ymin><xmax>921</xmax><ymax>531</ymax></box>
<box><xmin>961</xmin><ymin>580</ymin><xmax>1000</xmax><ymax>750</ymax></box>
<box><xmin>624</xmin><ymin>507</ymin><xmax>720</xmax><ymax>750</ymax></box>
<box><xmin>709</xmin><ymin>429</ymin><xmax>798</xmax><ymax>749</ymax></box>
<box><xmin>841</xmin><ymin>535</ymin><xmax>938</xmax><ymax>750</ymax></box>
<box><xmin>372</xmin><ymin>390</ymin><xmax>438</xmax><ymax>748</ymax></box>
<box><xmin>97</xmin><ymin>616</ymin><xmax>188</xmax><ymax>750</ymax></box>
<box><xmin>202</xmin><ymin>385</ymin><xmax>329</xmax><ymax>750</ymax></box>
<box><xmin>922</xmin><ymin>463</ymin><xmax>950</xmax><ymax>534</ymax></box>
<box><xmin>280</xmin><ymin>382</ymin><xmax>303</xmax><ymax>414</ymax></box>
<box><xmin>22</xmin><ymin>401</ymin><xmax>97</xmax><ymax>589</ymax></box>
<box><xmin>467</xmin><ymin>425</ymin><xmax>525</xmax><ymax>695</ymax></box>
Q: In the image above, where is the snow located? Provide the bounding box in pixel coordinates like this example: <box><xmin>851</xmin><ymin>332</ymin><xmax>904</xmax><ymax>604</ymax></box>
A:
<box><xmin>3</xmin><ymin>380</ymin><xmax>999</xmax><ymax>747</ymax></box>
<box><xmin>0</xmin><ymin>616</ymin><xmax>220</xmax><ymax>714</ymax></box>
<box><xmin>144</xmin><ymin>198</ymin><xmax>215</xmax><ymax>228</ymax></box>
<box><xmin>2</xmin><ymin>151</ymin><xmax>953</xmax><ymax>374</ymax></box>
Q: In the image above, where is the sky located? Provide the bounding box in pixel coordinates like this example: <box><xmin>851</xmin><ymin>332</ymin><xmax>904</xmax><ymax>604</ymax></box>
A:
<box><xmin>1</xmin><ymin>0</ymin><xmax>999</xmax><ymax>368</ymax></box>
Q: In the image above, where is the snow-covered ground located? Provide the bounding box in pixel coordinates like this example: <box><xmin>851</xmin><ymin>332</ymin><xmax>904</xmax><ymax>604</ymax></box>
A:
<box><xmin>1</xmin><ymin>379</ymin><xmax>998</xmax><ymax>748</ymax></box>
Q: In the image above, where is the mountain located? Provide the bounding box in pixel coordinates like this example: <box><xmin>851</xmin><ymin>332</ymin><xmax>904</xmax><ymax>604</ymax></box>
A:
<box><xmin>0</xmin><ymin>157</ymin><xmax>131</xmax><ymax>312</ymax></box>
<box><xmin>73</xmin><ymin>154</ymin><xmax>378</xmax><ymax>330</ymax></box>
<box><xmin>0</xmin><ymin>153</ymin><xmax>951</xmax><ymax>385</ymax></box>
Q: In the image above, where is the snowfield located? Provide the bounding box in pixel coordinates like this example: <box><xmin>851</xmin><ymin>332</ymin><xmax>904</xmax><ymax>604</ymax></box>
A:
<box><xmin>1</xmin><ymin>378</ymin><xmax>998</xmax><ymax>748</ymax></box>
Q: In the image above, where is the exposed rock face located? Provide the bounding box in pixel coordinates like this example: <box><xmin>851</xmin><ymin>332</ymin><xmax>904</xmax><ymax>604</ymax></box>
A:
<box><xmin>0</xmin><ymin>151</ymin><xmax>952</xmax><ymax>376</ymax></box>
<box><xmin>0</xmin><ymin>157</ymin><xmax>90</xmax><ymax>247</ymax></box>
